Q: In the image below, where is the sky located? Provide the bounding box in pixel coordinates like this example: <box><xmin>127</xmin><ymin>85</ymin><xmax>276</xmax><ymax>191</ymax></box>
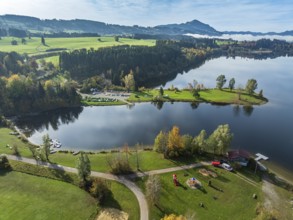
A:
<box><xmin>0</xmin><ymin>0</ymin><xmax>293</xmax><ymax>32</ymax></box>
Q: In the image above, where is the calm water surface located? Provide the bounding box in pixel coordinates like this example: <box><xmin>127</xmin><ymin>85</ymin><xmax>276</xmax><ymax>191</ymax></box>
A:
<box><xmin>17</xmin><ymin>56</ymin><xmax>293</xmax><ymax>170</ymax></box>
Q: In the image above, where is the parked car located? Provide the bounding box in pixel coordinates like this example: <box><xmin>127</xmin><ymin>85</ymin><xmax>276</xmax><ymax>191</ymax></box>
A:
<box><xmin>211</xmin><ymin>161</ymin><xmax>221</xmax><ymax>166</ymax></box>
<box><xmin>220</xmin><ymin>163</ymin><xmax>233</xmax><ymax>171</ymax></box>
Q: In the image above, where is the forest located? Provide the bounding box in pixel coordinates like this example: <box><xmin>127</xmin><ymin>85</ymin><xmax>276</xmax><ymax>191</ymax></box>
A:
<box><xmin>59</xmin><ymin>40</ymin><xmax>216</xmax><ymax>88</ymax></box>
<box><xmin>0</xmin><ymin>52</ymin><xmax>80</xmax><ymax>116</ymax></box>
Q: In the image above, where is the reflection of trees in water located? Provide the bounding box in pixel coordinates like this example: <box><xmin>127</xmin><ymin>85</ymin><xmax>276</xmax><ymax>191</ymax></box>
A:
<box><xmin>243</xmin><ymin>105</ymin><xmax>254</xmax><ymax>117</ymax></box>
<box><xmin>151</xmin><ymin>101</ymin><xmax>164</xmax><ymax>110</ymax></box>
<box><xmin>16</xmin><ymin>107</ymin><xmax>83</xmax><ymax>136</ymax></box>
<box><xmin>233</xmin><ymin>105</ymin><xmax>241</xmax><ymax>116</ymax></box>
<box><xmin>190</xmin><ymin>102</ymin><xmax>199</xmax><ymax>109</ymax></box>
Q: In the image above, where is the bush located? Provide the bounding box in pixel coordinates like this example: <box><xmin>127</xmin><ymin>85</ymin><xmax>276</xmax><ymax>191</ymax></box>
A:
<box><xmin>89</xmin><ymin>178</ymin><xmax>111</xmax><ymax>204</ymax></box>
<box><xmin>0</xmin><ymin>155</ymin><xmax>11</xmax><ymax>170</ymax></box>
<box><xmin>106</xmin><ymin>154</ymin><xmax>132</xmax><ymax>174</ymax></box>
<box><xmin>12</xmin><ymin>144</ymin><xmax>20</xmax><ymax>156</ymax></box>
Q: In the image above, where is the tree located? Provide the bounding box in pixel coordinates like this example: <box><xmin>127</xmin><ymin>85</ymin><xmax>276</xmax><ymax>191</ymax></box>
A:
<box><xmin>216</xmin><ymin>74</ymin><xmax>226</xmax><ymax>90</ymax></box>
<box><xmin>246</xmin><ymin>79</ymin><xmax>258</xmax><ymax>95</ymax></box>
<box><xmin>42</xmin><ymin>134</ymin><xmax>51</xmax><ymax>161</ymax></box>
<box><xmin>154</xmin><ymin>130</ymin><xmax>168</xmax><ymax>153</ymax></box>
<box><xmin>11</xmin><ymin>40</ymin><xmax>18</xmax><ymax>45</ymax></box>
<box><xmin>0</xmin><ymin>155</ymin><xmax>11</xmax><ymax>170</ymax></box>
<box><xmin>167</xmin><ymin>126</ymin><xmax>184</xmax><ymax>158</ymax></box>
<box><xmin>159</xmin><ymin>86</ymin><xmax>164</xmax><ymax>97</ymax></box>
<box><xmin>182</xmin><ymin>134</ymin><xmax>193</xmax><ymax>154</ymax></box>
<box><xmin>122</xmin><ymin>70</ymin><xmax>135</xmax><ymax>92</ymax></box>
<box><xmin>76</xmin><ymin>152</ymin><xmax>91</xmax><ymax>184</ymax></box>
<box><xmin>161</xmin><ymin>214</ymin><xmax>186</xmax><ymax>220</ymax></box>
<box><xmin>41</xmin><ymin>36</ymin><xmax>46</xmax><ymax>45</ymax></box>
<box><xmin>21</xmin><ymin>38</ymin><xmax>26</xmax><ymax>44</ymax></box>
<box><xmin>259</xmin><ymin>89</ymin><xmax>263</xmax><ymax>98</ymax></box>
<box><xmin>146</xmin><ymin>175</ymin><xmax>161</xmax><ymax>206</ymax></box>
<box><xmin>228</xmin><ymin>78</ymin><xmax>235</xmax><ymax>91</ymax></box>
<box><xmin>192</xmin><ymin>88</ymin><xmax>200</xmax><ymax>98</ymax></box>
<box><xmin>114</xmin><ymin>36</ymin><xmax>119</xmax><ymax>42</ymax></box>
<box><xmin>208</xmin><ymin>124</ymin><xmax>233</xmax><ymax>155</ymax></box>
<box><xmin>193</xmin><ymin>130</ymin><xmax>207</xmax><ymax>154</ymax></box>
<box><xmin>89</xmin><ymin>178</ymin><xmax>110</xmax><ymax>204</ymax></box>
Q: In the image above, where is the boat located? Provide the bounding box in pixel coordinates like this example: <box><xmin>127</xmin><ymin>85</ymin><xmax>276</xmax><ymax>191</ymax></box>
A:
<box><xmin>50</xmin><ymin>139</ymin><xmax>62</xmax><ymax>148</ymax></box>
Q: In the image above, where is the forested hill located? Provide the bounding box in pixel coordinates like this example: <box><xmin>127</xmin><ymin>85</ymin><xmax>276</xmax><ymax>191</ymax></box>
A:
<box><xmin>0</xmin><ymin>14</ymin><xmax>220</xmax><ymax>36</ymax></box>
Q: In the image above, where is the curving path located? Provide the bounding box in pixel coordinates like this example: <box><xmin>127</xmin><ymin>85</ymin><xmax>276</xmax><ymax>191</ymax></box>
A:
<box><xmin>5</xmin><ymin>155</ymin><xmax>262</xmax><ymax>220</ymax></box>
<box><xmin>5</xmin><ymin>155</ymin><xmax>207</xmax><ymax>220</ymax></box>
<box><xmin>6</xmin><ymin>155</ymin><xmax>148</xmax><ymax>220</ymax></box>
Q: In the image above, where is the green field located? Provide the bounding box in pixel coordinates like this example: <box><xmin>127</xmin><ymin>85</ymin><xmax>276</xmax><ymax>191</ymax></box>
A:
<box><xmin>0</xmin><ymin>170</ymin><xmax>97</xmax><ymax>220</ymax></box>
<box><xmin>137</xmin><ymin>168</ymin><xmax>263</xmax><ymax>220</ymax></box>
<box><xmin>0</xmin><ymin>127</ymin><xmax>34</xmax><ymax>158</ymax></box>
<box><xmin>104</xmin><ymin>182</ymin><xmax>140</xmax><ymax>220</ymax></box>
<box><xmin>0</xmin><ymin>37</ymin><xmax>156</xmax><ymax>55</ymax></box>
<box><xmin>128</xmin><ymin>89</ymin><xmax>267</xmax><ymax>105</ymax></box>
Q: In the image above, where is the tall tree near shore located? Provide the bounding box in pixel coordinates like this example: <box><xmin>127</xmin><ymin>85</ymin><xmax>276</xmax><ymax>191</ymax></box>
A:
<box><xmin>42</xmin><ymin>134</ymin><xmax>51</xmax><ymax>161</ymax></box>
<box><xmin>228</xmin><ymin>78</ymin><xmax>235</xmax><ymax>91</ymax></box>
<box><xmin>154</xmin><ymin>130</ymin><xmax>168</xmax><ymax>153</ymax></box>
<box><xmin>76</xmin><ymin>152</ymin><xmax>91</xmax><ymax>184</ymax></box>
<box><xmin>167</xmin><ymin>126</ymin><xmax>184</xmax><ymax>158</ymax></box>
<box><xmin>216</xmin><ymin>74</ymin><xmax>226</xmax><ymax>90</ymax></box>
<box><xmin>245</xmin><ymin>79</ymin><xmax>258</xmax><ymax>95</ymax></box>
<box><xmin>207</xmin><ymin>124</ymin><xmax>233</xmax><ymax>155</ymax></box>
<box><xmin>193</xmin><ymin>129</ymin><xmax>207</xmax><ymax>154</ymax></box>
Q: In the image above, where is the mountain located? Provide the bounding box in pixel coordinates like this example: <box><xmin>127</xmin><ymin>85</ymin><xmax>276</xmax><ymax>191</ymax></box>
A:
<box><xmin>0</xmin><ymin>14</ymin><xmax>220</xmax><ymax>36</ymax></box>
<box><xmin>0</xmin><ymin>14</ymin><xmax>292</xmax><ymax>37</ymax></box>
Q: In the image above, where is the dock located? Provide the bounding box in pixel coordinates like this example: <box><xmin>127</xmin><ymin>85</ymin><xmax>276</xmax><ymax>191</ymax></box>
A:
<box><xmin>255</xmin><ymin>153</ymin><xmax>269</xmax><ymax>161</ymax></box>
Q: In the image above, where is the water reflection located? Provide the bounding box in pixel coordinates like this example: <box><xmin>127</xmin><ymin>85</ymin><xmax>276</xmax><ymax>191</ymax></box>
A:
<box><xmin>243</xmin><ymin>105</ymin><xmax>254</xmax><ymax>117</ymax></box>
<box><xmin>17</xmin><ymin>107</ymin><xmax>83</xmax><ymax>136</ymax></box>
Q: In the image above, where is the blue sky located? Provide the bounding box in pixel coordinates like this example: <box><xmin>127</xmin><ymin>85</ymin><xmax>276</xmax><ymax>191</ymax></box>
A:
<box><xmin>0</xmin><ymin>0</ymin><xmax>293</xmax><ymax>32</ymax></box>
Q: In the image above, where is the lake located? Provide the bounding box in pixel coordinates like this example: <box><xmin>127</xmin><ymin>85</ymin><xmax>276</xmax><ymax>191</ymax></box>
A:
<box><xmin>16</xmin><ymin>56</ymin><xmax>293</xmax><ymax>170</ymax></box>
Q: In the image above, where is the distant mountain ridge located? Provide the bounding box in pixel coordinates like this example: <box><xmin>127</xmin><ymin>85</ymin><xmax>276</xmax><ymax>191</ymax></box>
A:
<box><xmin>0</xmin><ymin>14</ymin><xmax>292</xmax><ymax>37</ymax></box>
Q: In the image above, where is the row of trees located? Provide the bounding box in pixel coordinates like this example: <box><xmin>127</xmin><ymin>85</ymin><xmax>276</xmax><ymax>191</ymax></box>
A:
<box><xmin>216</xmin><ymin>74</ymin><xmax>258</xmax><ymax>94</ymax></box>
<box><xmin>154</xmin><ymin>125</ymin><xmax>233</xmax><ymax>158</ymax></box>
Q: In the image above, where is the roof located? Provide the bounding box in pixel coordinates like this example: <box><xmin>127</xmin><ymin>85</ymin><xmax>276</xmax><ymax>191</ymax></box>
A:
<box><xmin>227</xmin><ymin>149</ymin><xmax>251</xmax><ymax>160</ymax></box>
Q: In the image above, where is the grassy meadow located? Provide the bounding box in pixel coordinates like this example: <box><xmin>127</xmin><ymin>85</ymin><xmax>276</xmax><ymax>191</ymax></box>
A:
<box><xmin>0</xmin><ymin>170</ymin><xmax>98</xmax><ymax>220</ymax></box>
<box><xmin>128</xmin><ymin>88</ymin><xmax>267</xmax><ymax>105</ymax></box>
<box><xmin>0</xmin><ymin>36</ymin><xmax>156</xmax><ymax>56</ymax></box>
<box><xmin>137</xmin><ymin>167</ymin><xmax>263</xmax><ymax>220</ymax></box>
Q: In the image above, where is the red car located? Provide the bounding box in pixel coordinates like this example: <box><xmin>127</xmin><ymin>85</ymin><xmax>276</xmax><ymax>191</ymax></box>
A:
<box><xmin>211</xmin><ymin>161</ymin><xmax>221</xmax><ymax>166</ymax></box>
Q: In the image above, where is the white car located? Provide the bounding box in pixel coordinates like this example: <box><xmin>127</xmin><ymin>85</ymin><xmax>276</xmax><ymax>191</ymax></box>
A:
<box><xmin>221</xmin><ymin>163</ymin><xmax>233</xmax><ymax>171</ymax></box>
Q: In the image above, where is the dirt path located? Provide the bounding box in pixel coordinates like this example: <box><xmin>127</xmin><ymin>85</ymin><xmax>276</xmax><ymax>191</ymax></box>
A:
<box><xmin>262</xmin><ymin>176</ymin><xmax>281</xmax><ymax>210</ymax></box>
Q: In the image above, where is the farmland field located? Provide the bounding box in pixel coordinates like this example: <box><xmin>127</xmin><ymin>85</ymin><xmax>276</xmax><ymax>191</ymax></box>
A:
<box><xmin>0</xmin><ymin>36</ymin><xmax>156</xmax><ymax>56</ymax></box>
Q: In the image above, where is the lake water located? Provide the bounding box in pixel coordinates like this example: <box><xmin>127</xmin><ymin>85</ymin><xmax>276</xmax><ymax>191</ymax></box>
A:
<box><xmin>16</xmin><ymin>56</ymin><xmax>293</xmax><ymax>170</ymax></box>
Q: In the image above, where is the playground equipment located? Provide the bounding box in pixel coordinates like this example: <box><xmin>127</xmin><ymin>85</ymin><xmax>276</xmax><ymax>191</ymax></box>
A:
<box><xmin>172</xmin><ymin>174</ymin><xmax>179</xmax><ymax>186</ymax></box>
